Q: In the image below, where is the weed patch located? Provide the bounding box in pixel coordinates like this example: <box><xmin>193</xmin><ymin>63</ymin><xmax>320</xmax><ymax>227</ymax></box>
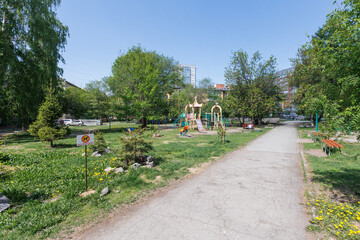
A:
<box><xmin>299</xmin><ymin>129</ymin><xmax>360</xmax><ymax>239</ymax></box>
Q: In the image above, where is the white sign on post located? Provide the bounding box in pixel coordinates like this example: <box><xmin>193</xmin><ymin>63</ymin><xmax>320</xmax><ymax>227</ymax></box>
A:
<box><xmin>77</xmin><ymin>134</ymin><xmax>95</xmax><ymax>192</ymax></box>
<box><xmin>77</xmin><ymin>134</ymin><xmax>94</xmax><ymax>146</ymax></box>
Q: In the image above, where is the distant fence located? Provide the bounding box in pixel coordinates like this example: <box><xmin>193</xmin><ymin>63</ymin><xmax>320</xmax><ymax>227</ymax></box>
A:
<box><xmin>261</xmin><ymin>118</ymin><xmax>280</xmax><ymax>124</ymax></box>
<box><xmin>79</xmin><ymin>119</ymin><xmax>103</xmax><ymax>126</ymax></box>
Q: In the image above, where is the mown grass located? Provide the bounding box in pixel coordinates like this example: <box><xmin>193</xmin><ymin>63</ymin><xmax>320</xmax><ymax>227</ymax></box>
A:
<box><xmin>298</xmin><ymin>129</ymin><xmax>360</xmax><ymax>239</ymax></box>
<box><xmin>0</xmin><ymin>123</ymin><xmax>269</xmax><ymax>239</ymax></box>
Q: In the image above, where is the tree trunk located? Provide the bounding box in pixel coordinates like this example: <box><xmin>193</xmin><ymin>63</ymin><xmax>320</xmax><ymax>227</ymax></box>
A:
<box><xmin>1</xmin><ymin>1</ymin><xmax>6</xmax><ymax>32</ymax></box>
<box><xmin>50</xmin><ymin>140</ymin><xmax>53</xmax><ymax>148</ymax></box>
<box><xmin>141</xmin><ymin>117</ymin><xmax>147</xmax><ymax>128</ymax></box>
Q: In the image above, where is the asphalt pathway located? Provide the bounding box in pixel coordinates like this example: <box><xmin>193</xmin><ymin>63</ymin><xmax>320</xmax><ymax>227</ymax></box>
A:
<box><xmin>83</xmin><ymin>121</ymin><xmax>308</xmax><ymax>240</ymax></box>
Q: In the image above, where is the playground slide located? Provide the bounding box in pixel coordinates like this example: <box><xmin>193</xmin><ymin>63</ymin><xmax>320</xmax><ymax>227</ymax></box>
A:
<box><xmin>196</xmin><ymin>119</ymin><xmax>206</xmax><ymax>133</ymax></box>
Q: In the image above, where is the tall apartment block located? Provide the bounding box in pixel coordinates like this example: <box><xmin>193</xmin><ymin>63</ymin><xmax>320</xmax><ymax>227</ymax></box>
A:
<box><xmin>276</xmin><ymin>67</ymin><xmax>296</xmax><ymax>113</ymax></box>
<box><xmin>180</xmin><ymin>64</ymin><xmax>196</xmax><ymax>87</ymax></box>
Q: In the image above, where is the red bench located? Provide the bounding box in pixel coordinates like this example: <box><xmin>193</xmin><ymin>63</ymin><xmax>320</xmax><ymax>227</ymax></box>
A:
<box><xmin>321</xmin><ymin>139</ymin><xmax>344</xmax><ymax>155</ymax></box>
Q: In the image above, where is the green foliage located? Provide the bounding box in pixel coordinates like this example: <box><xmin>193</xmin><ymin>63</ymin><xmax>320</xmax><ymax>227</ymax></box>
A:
<box><xmin>61</xmin><ymin>79</ymin><xmax>117</xmax><ymax>120</ymax></box>
<box><xmin>224</xmin><ymin>50</ymin><xmax>280</xmax><ymax>123</ymax></box>
<box><xmin>85</xmin><ymin>78</ymin><xmax>116</xmax><ymax>120</ymax></box>
<box><xmin>89</xmin><ymin>131</ymin><xmax>108</xmax><ymax>154</ymax></box>
<box><xmin>37</xmin><ymin>126</ymin><xmax>67</xmax><ymax>148</ymax></box>
<box><xmin>299</xmin><ymin>127</ymin><xmax>360</xmax><ymax>239</ymax></box>
<box><xmin>29</xmin><ymin>92</ymin><xmax>66</xmax><ymax>147</ymax></box>
<box><xmin>0</xmin><ymin>0</ymin><xmax>69</xmax><ymax>128</ymax></box>
<box><xmin>0</xmin><ymin>152</ymin><xmax>10</xmax><ymax>163</ymax></box>
<box><xmin>291</xmin><ymin>0</ymin><xmax>360</xmax><ymax>136</ymax></box>
<box><xmin>107</xmin><ymin>46</ymin><xmax>183</xmax><ymax>127</ymax></box>
<box><xmin>217</xmin><ymin>127</ymin><xmax>226</xmax><ymax>143</ymax></box>
<box><xmin>60</xmin><ymin>87</ymin><xmax>93</xmax><ymax>119</ymax></box>
<box><xmin>118</xmin><ymin>128</ymin><xmax>153</xmax><ymax>168</ymax></box>
<box><xmin>168</xmin><ymin>78</ymin><xmax>220</xmax><ymax>117</ymax></box>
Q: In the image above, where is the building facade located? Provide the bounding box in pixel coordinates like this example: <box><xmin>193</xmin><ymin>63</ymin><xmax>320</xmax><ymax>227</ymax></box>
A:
<box><xmin>213</xmin><ymin>84</ymin><xmax>230</xmax><ymax>100</ymax></box>
<box><xmin>276</xmin><ymin>67</ymin><xmax>296</xmax><ymax>113</ymax></box>
<box><xmin>180</xmin><ymin>64</ymin><xmax>196</xmax><ymax>87</ymax></box>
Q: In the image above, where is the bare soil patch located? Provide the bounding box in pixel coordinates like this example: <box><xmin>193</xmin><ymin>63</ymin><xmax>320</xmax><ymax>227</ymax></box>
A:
<box><xmin>335</xmin><ymin>135</ymin><xmax>359</xmax><ymax>143</ymax></box>
<box><xmin>188</xmin><ymin>162</ymin><xmax>211</xmax><ymax>174</ymax></box>
<box><xmin>297</xmin><ymin>138</ymin><xmax>313</xmax><ymax>143</ymax></box>
<box><xmin>305</xmin><ymin>149</ymin><xmax>327</xmax><ymax>157</ymax></box>
<box><xmin>140</xmin><ymin>175</ymin><xmax>163</xmax><ymax>184</ymax></box>
<box><xmin>79</xmin><ymin>189</ymin><xmax>96</xmax><ymax>198</ymax></box>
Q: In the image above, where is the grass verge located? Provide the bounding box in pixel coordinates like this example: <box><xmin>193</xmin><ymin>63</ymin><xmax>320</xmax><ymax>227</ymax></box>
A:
<box><xmin>298</xmin><ymin>128</ymin><xmax>360</xmax><ymax>239</ymax></box>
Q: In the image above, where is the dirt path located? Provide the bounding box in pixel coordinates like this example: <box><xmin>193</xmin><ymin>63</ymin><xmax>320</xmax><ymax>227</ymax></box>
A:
<box><xmin>81</xmin><ymin>122</ymin><xmax>308</xmax><ymax>240</ymax></box>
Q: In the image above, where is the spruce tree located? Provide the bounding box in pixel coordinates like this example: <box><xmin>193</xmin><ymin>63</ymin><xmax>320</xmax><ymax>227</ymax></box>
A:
<box><xmin>29</xmin><ymin>90</ymin><xmax>66</xmax><ymax>147</ymax></box>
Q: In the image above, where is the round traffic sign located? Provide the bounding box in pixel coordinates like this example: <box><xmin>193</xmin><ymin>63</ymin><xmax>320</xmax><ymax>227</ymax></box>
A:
<box><xmin>81</xmin><ymin>135</ymin><xmax>90</xmax><ymax>143</ymax></box>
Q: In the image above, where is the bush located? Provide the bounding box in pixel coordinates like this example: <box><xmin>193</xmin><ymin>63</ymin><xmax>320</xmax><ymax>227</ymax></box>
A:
<box><xmin>37</xmin><ymin>127</ymin><xmax>67</xmax><ymax>147</ymax></box>
<box><xmin>0</xmin><ymin>152</ymin><xmax>10</xmax><ymax>163</ymax></box>
<box><xmin>89</xmin><ymin>131</ymin><xmax>108</xmax><ymax>154</ymax></box>
<box><xmin>217</xmin><ymin>127</ymin><xmax>226</xmax><ymax>143</ymax></box>
<box><xmin>118</xmin><ymin>128</ymin><xmax>153</xmax><ymax>168</ymax></box>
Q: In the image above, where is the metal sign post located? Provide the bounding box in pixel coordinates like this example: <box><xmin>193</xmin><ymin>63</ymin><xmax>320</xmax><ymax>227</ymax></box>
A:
<box><xmin>85</xmin><ymin>145</ymin><xmax>88</xmax><ymax>190</ymax></box>
<box><xmin>77</xmin><ymin>134</ymin><xmax>94</xmax><ymax>191</ymax></box>
<box><xmin>316</xmin><ymin>110</ymin><xmax>318</xmax><ymax>133</ymax></box>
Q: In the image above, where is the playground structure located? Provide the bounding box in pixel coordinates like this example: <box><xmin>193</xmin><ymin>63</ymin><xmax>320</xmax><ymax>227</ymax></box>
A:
<box><xmin>179</xmin><ymin>125</ymin><xmax>188</xmax><ymax>136</ymax></box>
<box><xmin>211</xmin><ymin>103</ymin><xmax>224</xmax><ymax>129</ymax></box>
<box><xmin>184</xmin><ymin>97</ymin><xmax>206</xmax><ymax>133</ymax></box>
<box><xmin>172</xmin><ymin>97</ymin><xmax>227</xmax><ymax>132</ymax></box>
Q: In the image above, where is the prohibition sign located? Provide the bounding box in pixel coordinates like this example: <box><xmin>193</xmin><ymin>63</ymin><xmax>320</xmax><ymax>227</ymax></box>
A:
<box><xmin>81</xmin><ymin>135</ymin><xmax>90</xmax><ymax>143</ymax></box>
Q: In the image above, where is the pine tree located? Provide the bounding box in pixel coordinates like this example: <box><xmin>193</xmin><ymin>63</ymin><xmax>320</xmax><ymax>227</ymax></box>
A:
<box><xmin>29</xmin><ymin>90</ymin><xmax>66</xmax><ymax>147</ymax></box>
<box><xmin>119</xmin><ymin>128</ymin><xmax>153</xmax><ymax>168</ymax></box>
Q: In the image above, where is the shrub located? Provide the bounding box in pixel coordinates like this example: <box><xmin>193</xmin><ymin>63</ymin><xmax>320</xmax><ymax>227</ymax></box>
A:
<box><xmin>217</xmin><ymin>127</ymin><xmax>226</xmax><ymax>143</ymax></box>
<box><xmin>0</xmin><ymin>152</ymin><xmax>10</xmax><ymax>163</ymax></box>
<box><xmin>89</xmin><ymin>131</ymin><xmax>108</xmax><ymax>154</ymax></box>
<box><xmin>37</xmin><ymin>127</ymin><xmax>67</xmax><ymax>148</ymax></box>
<box><xmin>119</xmin><ymin>128</ymin><xmax>153</xmax><ymax>168</ymax></box>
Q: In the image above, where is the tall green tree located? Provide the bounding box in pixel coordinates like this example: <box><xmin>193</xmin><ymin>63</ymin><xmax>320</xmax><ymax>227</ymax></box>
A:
<box><xmin>28</xmin><ymin>89</ymin><xmax>66</xmax><ymax>147</ymax></box>
<box><xmin>107</xmin><ymin>46</ymin><xmax>183</xmax><ymax>127</ymax></box>
<box><xmin>61</xmin><ymin>87</ymin><xmax>93</xmax><ymax>119</ymax></box>
<box><xmin>168</xmin><ymin>78</ymin><xmax>220</xmax><ymax>117</ymax></box>
<box><xmin>0</xmin><ymin>0</ymin><xmax>68</xmax><ymax>128</ymax></box>
<box><xmin>224</xmin><ymin>49</ymin><xmax>280</xmax><ymax>124</ymax></box>
<box><xmin>85</xmin><ymin>78</ymin><xmax>113</xmax><ymax>120</ymax></box>
<box><xmin>291</xmin><ymin>0</ymin><xmax>360</xmax><ymax>133</ymax></box>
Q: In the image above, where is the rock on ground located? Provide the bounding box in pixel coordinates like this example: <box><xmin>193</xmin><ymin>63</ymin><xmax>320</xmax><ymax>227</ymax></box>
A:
<box><xmin>115</xmin><ymin>167</ymin><xmax>124</xmax><ymax>174</ymax></box>
<box><xmin>100</xmin><ymin>187</ymin><xmax>109</xmax><ymax>197</ymax></box>
<box><xmin>0</xmin><ymin>194</ymin><xmax>10</xmax><ymax>212</ymax></box>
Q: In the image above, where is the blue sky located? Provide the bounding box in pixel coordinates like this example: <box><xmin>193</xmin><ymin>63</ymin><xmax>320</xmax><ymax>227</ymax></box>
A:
<box><xmin>57</xmin><ymin>0</ymin><xmax>337</xmax><ymax>88</ymax></box>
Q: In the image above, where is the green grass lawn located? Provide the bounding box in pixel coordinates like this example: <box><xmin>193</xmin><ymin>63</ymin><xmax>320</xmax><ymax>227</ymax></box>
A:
<box><xmin>299</xmin><ymin>129</ymin><xmax>360</xmax><ymax>239</ymax></box>
<box><xmin>0</xmin><ymin>123</ymin><xmax>269</xmax><ymax>239</ymax></box>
